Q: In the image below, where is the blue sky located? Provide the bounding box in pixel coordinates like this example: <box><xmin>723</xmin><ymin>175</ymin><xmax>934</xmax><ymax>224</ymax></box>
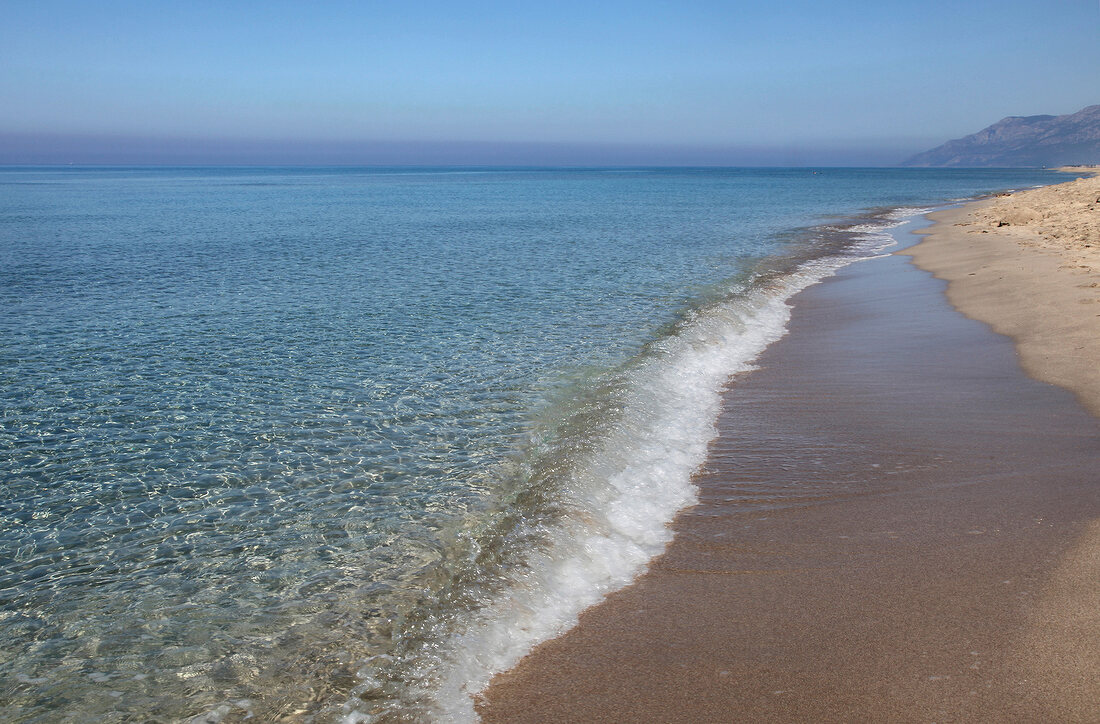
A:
<box><xmin>1</xmin><ymin>0</ymin><xmax>1098</xmax><ymax>164</ymax></box>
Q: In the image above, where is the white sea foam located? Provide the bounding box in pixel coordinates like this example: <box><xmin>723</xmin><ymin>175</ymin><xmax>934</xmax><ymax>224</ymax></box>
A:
<box><xmin>341</xmin><ymin>218</ymin><xmax>908</xmax><ymax>724</ymax></box>
<box><xmin>884</xmin><ymin>205</ymin><xmax>938</xmax><ymax>221</ymax></box>
<box><xmin>845</xmin><ymin>208</ymin><xmax>930</xmax><ymax>256</ymax></box>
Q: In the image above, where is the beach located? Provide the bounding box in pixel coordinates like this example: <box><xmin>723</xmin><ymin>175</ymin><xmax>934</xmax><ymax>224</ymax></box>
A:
<box><xmin>3</xmin><ymin>167</ymin><xmax>1090</xmax><ymax>722</ymax></box>
<box><xmin>908</xmin><ymin>168</ymin><xmax>1100</xmax><ymax>415</ymax></box>
<box><xmin>477</xmin><ymin>174</ymin><xmax>1100</xmax><ymax>721</ymax></box>
<box><xmin>5</xmin><ymin>2</ymin><xmax>1100</xmax><ymax>720</ymax></box>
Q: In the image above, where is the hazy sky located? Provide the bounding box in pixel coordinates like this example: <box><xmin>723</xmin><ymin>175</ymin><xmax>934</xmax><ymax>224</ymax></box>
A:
<box><xmin>2</xmin><ymin>0</ymin><xmax>1098</xmax><ymax>164</ymax></box>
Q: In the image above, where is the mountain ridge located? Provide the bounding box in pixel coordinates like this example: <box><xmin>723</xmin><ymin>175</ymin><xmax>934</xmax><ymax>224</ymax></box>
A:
<box><xmin>902</xmin><ymin>105</ymin><xmax>1100</xmax><ymax>167</ymax></box>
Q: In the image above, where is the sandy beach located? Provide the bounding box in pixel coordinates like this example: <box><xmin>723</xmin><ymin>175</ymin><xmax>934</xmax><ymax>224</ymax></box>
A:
<box><xmin>905</xmin><ymin>168</ymin><xmax>1100</xmax><ymax>721</ymax></box>
<box><xmin>478</xmin><ymin>177</ymin><xmax>1100</xmax><ymax>722</ymax></box>
<box><xmin>907</xmin><ymin>168</ymin><xmax>1100</xmax><ymax>415</ymax></box>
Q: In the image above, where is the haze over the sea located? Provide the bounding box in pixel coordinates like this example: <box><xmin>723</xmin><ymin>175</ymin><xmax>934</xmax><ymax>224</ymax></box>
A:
<box><xmin>2</xmin><ymin>0</ymin><xmax>1097</xmax><ymax>166</ymax></box>
<box><xmin>5</xmin><ymin>3</ymin><xmax>1100</xmax><ymax>721</ymax></box>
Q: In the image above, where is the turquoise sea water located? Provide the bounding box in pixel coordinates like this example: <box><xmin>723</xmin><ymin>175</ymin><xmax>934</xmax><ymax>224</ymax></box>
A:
<box><xmin>0</xmin><ymin>167</ymin><xmax>1065</xmax><ymax>722</ymax></box>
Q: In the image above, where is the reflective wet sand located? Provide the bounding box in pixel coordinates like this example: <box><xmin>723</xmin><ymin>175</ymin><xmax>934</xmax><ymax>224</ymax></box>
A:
<box><xmin>478</xmin><ymin>222</ymin><xmax>1100</xmax><ymax>722</ymax></box>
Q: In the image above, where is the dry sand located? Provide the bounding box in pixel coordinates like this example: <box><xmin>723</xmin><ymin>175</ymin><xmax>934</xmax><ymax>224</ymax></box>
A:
<box><xmin>478</xmin><ymin>189</ymin><xmax>1100</xmax><ymax>723</ymax></box>
<box><xmin>906</xmin><ymin>168</ymin><xmax>1100</xmax><ymax>416</ymax></box>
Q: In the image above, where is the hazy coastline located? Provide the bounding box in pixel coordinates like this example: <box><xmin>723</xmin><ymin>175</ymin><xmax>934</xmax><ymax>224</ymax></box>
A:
<box><xmin>3</xmin><ymin>167</ymin><xmax>1095</xmax><ymax>722</ymax></box>
<box><xmin>5</xmin><ymin>2</ymin><xmax>1099</xmax><ymax>722</ymax></box>
<box><xmin>478</xmin><ymin>176</ymin><xmax>1100</xmax><ymax>722</ymax></box>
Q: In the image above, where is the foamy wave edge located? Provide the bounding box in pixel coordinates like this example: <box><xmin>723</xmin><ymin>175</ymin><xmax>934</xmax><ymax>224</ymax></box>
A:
<box><xmin>339</xmin><ymin>213</ymin><xmax>914</xmax><ymax>724</ymax></box>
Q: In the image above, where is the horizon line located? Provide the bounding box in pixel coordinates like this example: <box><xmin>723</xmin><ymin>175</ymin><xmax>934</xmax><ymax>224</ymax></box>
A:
<box><xmin>0</xmin><ymin>132</ymin><xmax>932</xmax><ymax>167</ymax></box>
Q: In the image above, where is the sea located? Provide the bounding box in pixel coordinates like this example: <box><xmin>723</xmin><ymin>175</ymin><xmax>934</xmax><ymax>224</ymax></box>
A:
<box><xmin>0</xmin><ymin>166</ymin><xmax>1066</xmax><ymax>723</ymax></box>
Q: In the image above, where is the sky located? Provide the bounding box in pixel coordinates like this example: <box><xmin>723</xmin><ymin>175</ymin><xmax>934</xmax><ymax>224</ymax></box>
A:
<box><xmin>1</xmin><ymin>0</ymin><xmax>1098</xmax><ymax>165</ymax></box>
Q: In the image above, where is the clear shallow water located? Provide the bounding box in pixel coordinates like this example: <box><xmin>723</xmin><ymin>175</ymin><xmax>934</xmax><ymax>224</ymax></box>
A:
<box><xmin>0</xmin><ymin>167</ymin><xmax>1064</xmax><ymax>722</ymax></box>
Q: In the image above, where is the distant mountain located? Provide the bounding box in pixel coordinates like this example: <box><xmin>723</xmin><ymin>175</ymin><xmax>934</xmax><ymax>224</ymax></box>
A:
<box><xmin>902</xmin><ymin>104</ymin><xmax>1100</xmax><ymax>167</ymax></box>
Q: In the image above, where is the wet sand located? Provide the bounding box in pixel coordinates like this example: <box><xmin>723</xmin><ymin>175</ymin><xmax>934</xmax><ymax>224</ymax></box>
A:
<box><xmin>477</xmin><ymin>220</ymin><xmax>1100</xmax><ymax>722</ymax></box>
<box><xmin>907</xmin><ymin>169</ymin><xmax>1100</xmax><ymax>415</ymax></box>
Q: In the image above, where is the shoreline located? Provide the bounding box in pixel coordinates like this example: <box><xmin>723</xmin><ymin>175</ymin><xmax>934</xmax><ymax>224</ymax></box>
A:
<box><xmin>906</xmin><ymin>167</ymin><xmax>1100</xmax><ymax>415</ymax></box>
<box><xmin>902</xmin><ymin>169</ymin><xmax>1100</xmax><ymax>720</ymax></box>
<box><xmin>477</xmin><ymin>198</ymin><xmax>1100</xmax><ymax>720</ymax></box>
